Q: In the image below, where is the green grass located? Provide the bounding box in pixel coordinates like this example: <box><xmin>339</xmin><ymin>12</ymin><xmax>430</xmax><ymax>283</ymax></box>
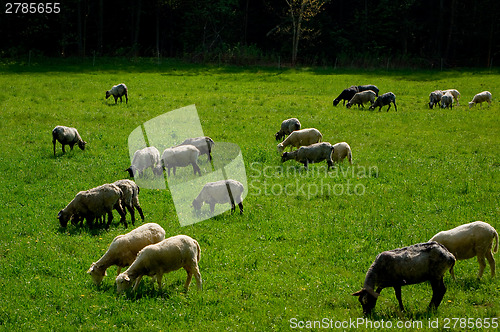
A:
<box><xmin>0</xmin><ymin>59</ymin><xmax>499</xmax><ymax>330</ymax></box>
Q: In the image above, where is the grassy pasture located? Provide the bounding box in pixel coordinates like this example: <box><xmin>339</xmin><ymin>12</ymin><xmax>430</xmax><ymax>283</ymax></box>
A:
<box><xmin>0</xmin><ymin>59</ymin><xmax>499</xmax><ymax>330</ymax></box>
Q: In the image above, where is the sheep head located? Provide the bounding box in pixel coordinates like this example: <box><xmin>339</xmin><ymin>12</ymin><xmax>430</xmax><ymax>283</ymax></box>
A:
<box><xmin>352</xmin><ymin>288</ymin><xmax>379</xmax><ymax>315</ymax></box>
<box><xmin>87</xmin><ymin>262</ymin><xmax>107</xmax><ymax>285</ymax></box>
<box><xmin>192</xmin><ymin>198</ymin><xmax>202</xmax><ymax>211</ymax></box>
<box><xmin>275</xmin><ymin>131</ymin><xmax>284</xmax><ymax>141</ymax></box>
<box><xmin>125</xmin><ymin>166</ymin><xmax>136</xmax><ymax>178</ymax></box>
<box><xmin>115</xmin><ymin>273</ymin><xmax>133</xmax><ymax>294</ymax></box>
<box><xmin>78</xmin><ymin>140</ymin><xmax>87</xmax><ymax>151</ymax></box>
<box><xmin>105</xmin><ymin>91</ymin><xmax>112</xmax><ymax>99</ymax></box>
<box><xmin>276</xmin><ymin>143</ymin><xmax>285</xmax><ymax>154</ymax></box>
<box><xmin>57</xmin><ymin>210</ymin><xmax>71</xmax><ymax>227</ymax></box>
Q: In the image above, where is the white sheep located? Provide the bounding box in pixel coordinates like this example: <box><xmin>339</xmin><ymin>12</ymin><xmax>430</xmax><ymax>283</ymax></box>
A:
<box><xmin>161</xmin><ymin>145</ymin><xmax>201</xmax><ymax>176</ymax></box>
<box><xmin>58</xmin><ymin>183</ymin><xmax>126</xmax><ymax>229</ymax></box>
<box><xmin>430</xmin><ymin>221</ymin><xmax>498</xmax><ymax>279</ymax></box>
<box><xmin>428</xmin><ymin>90</ymin><xmax>443</xmax><ymax>109</ymax></box>
<box><xmin>125</xmin><ymin>146</ymin><xmax>162</xmax><ymax>178</ymax></box>
<box><xmin>192</xmin><ymin>179</ymin><xmax>244</xmax><ymax>214</ymax></box>
<box><xmin>178</xmin><ymin>136</ymin><xmax>215</xmax><ymax>162</ymax></box>
<box><xmin>281</xmin><ymin>142</ymin><xmax>334</xmax><ymax>170</ymax></box>
<box><xmin>440</xmin><ymin>92</ymin><xmax>454</xmax><ymax>109</ymax></box>
<box><xmin>106</xmin><ymin>83</ymin><xmax>128</xmax><ymax>104</ymax></box>
<box><xmin>113</xmin><ymin>179</ymin><xmax>144</xmax><ymax>225</ymax></box>
<box><xmin>275</xmin><ymin>118</ymin><xmax>301</xmax><ymax>141</ymax></box>
<box><xmin>469</xmin><ymin>91</ymin><xmax>492</xmax><ymax>108</ymax></box>
<box><xmin>115</xmin><ymin>235</ymin><xmax>202</xmax><ymax>293</ymax></box>
<box><xmin>346</xmin><ymin>90</ymin><xmax>377</xmax><ymax>109</ymax></box>
<box><xmin>52</xmin><ymin>125</ymin><xmax>87</xmax><ymax>156</ymax></box>
<box><xmin>331</xmin><ymin>142</ymin><xmax>353</xmax><ymax>165</ymax></box>
<box><xmin>442</xmin><ymin>89</ymin><xmax>460</xmax><ymax>105</ymax></box>
<box><xmin>276</xmin><ymin>128</ymin><xmax>323</xmax><ymax>154</ymax></box>
<box><xmin>88</xmin><ymin>223</ymin><xmax>166</xmax><ymax>285</ymax></box>
<box><xmin>352</xmin><ymin>242</ymin><xmax>455</xmax><ymax>315</ymax></box>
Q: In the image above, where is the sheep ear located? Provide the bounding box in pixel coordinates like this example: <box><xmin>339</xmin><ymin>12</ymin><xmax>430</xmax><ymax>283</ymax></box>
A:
<box><xmin>352</xmin><ymin>289</ymin><xmax>364</xmax><ymax>296</ymax></box>
<box><xmin>366</xmin><ymin>288</ymin><xmax>379</xmax><ymax>299</ymax></box>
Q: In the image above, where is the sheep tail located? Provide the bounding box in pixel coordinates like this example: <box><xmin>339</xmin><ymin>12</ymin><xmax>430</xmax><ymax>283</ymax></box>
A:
<box><xmin>493</xmin><ymin>229</ymin><xmax>499</xmax><ymax>254</ymax></box>
<box><xmin>348</xmin><ymin>149</ymin><xmax>353</xmax><ymax>165</ymax></box>
<box><xmin>195</xmin><ymin>240</ymin><xmax>201</xmax><ymax>263</ymax></box>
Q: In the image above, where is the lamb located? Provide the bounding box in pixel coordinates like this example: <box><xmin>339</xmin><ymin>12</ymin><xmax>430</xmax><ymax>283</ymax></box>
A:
<box><xmin>369</xmin><ymin>92</ymin><xmax>397</xmax><ymax>112</ymax></box>
<box><xmin>352</xmin><ymin>242</ymin><xmax>455</xmax><ymax>315</ymax></box>
<box><xmin>440</xmin><ymin>92</ymin><xmax>454</xmax><ymax>109</ymax></box>
<box><xmin>331</xmin><ymin>142</ymin><xmax>352</xmax><ymax>165</ymax></box>
<box><xmin>275</xmin><ymin>118</ymin><xmax>301</xmax><ymax>141</ymax></box>
<box><xmin>58</xmin><ymin>183</ymin><xmax>126</xmax><ymax>229</ymax></box>
<box><xmin>125</xmin><ymin>146</ymin><xmax>162</xmax><ymax>178</ymax></box>
<box><xmin>161</xmin><ymin>145</ymin><xmax>201</xmax><ymax>176</ymax></box>
<box><xmin>106</xmin><ymin>83</ymin><xmax>128</xmax><ymax>104</ymax></box>
<box><xmin>468</xmin><ymin>91</ymin><xmax>492</xmax><ymax>108</ymax></box>
<box><xmin>281</xmin><ymin>142</ymin><xmax>334</xmax><ymax>170</ymax></box>
<box><xmin>113</xmin><ymin>179</ymin><xmax>144</xmax><ymax>224</ymax></box>
<box><xmin>430</xmin><ymin>221</ymin><xmax>498</xmax><ymax>279</ymax></box>
<box><xmin>192</xmin><ymin>179</ymin><xmax>244</xmax><ymax>214</ymax></box>
<box><xmin>357</xmin><ymin>85</ymin><xmax>379</xmax><ymax>96</ymax></box>
<box><xmin>428</xmin><ymin>90</ymin><xmax>443</xmax><ymax>109</ymax></box>
<box><xmin>178</xmin><ymin>136</ymin><xmax>215</xmax><ymax>162</ymax></box>
<box><xmin>333</xmin><ymin>86</ymin><xmax>359</xmax><ymax>106</ymax></box>
<box><xmin>115</xmin><ymin>235</ymin><xmax>202</xmax><ymax>294</ymax></box>
<box><xmin>87</xmin><ymin>223</ymin><xmax>166</xmax><ymax>285</ymax></box>
<box><xmin>442</xmin><ymin>89</ymin><xmax>460</xmax><ymax>105</ymax></box>
<box><xmin>52</xmin><ymin>125</ymin><xmax>87</xmax><ymax>156</ymax></box>
<box><xmin>276</xmin><ymin>128</ymin><xmax>323</xmax><ymax>154</ymax></box>
<box><xmin>346</xmin><ymin>90</ymin><xmax>377</xmax><ymax>109</ymax></box>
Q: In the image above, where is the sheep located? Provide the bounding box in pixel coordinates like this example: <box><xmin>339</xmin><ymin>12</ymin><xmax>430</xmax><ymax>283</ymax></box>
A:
<box><xmin>430</xmin><ymin>221</ymin><xmax>498</xmax><ymax>279</ymax></box>
<box><xmin>357</xmin><ymin>85</ymin><xmax>379</xmax><ymax>96</ymax></box>
<box><xmin>115</xmin><ymin>235</ymin><xmax>202</xmax><ymax>294</ymax></box>
<box><xmin>161</xmin><ymin>145</ymin><xmax>201</xmax><ymax>176</ymax></box>
<box><xmin>125</xmin><ymin>146</ymin><xmax>162</xmax><ymax>178</ymax></box>
<box><xmin>178</xmin><ymin>136</ymin><xmax>215</xmax><ymax>162</ymax></box>
<box><xmin>428</xmin><ymin>90</ymin><xmax>443</xmax><ymax>109</ymax></box>
<box><xmin>346</xmin><ymin>90</ymin><xmax>377</xmax><ymax>109</ymax></box>
<box><xmin>369</xmin><ymin>92</ymin><xmax>397</xmax><ymax>112</ymax></box>
<box><xmin>87</xmin><ymin>223</ymin><xmax>166</xmax><ymax>285</ymax></box>
<box><xmin>106</xmin><ymin>83</ymin><xmax>128</xmax><ymax>104</ymax></box>
<box><xmin>442</xmin><ymin>89</ymin><xmax>460</xmax><ymax>105</ymax></box>
<box><xmin>281</xmin><ymin>142</ymin><xmax>334</xmax><ymax>170</ymax></box>
<box><xmin>275</xmin><ymin>118</ymin><xmax>301</xmax><ymax>141</ymax></box>
<box><xmin>113</xmin><ymin>179</ymin><xmax>144</xmax><ymax>224</ymax></box>
<box><xmin>276</xmin><ymin>128</ymin><xmax>323</xmax><ymax>154</ymax></box>
<box><xmin>192</xmin><ymin>179</ymin><xmax>244</xmax><ymax>214</ymax></box>
<box><xmin>440</xmin><ymin>92</ymin><xmax>454</xmax><ymax>109</ymax></box>
<box><xmin>333</xmin><ymin>86</ymin><xmax>359</xmax><ymax>106</ymax></box>
<box><xmin>331</xmin><ymin>142</ymin><xmax>352</xmax><ymax>165</ymax></box>
<box><xmin>52</xmin><ymin>125</ymin><xmax>87</xmax><ymax>156</ymax></box>
<box><xmin>58</xmin><ymin>183</ymin><xmax>126</xmax><ymax>229</ymax></box>
<box><xmin>352</xmin><ymin>242</ymin><xmax>455</xmax><ymax>315</ymax></box>
<box><xmin>468</xmin><ymin>91</ymin><xmax>492</xmax><ymax>108</ymax></box>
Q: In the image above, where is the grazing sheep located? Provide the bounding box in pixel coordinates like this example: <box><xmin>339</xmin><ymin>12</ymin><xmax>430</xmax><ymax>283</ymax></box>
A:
<box><xmin>88</xmin><ymin>223</ymin><xmax>166</xmax><ymax>285</ymax></box>
<box><xmin>369</xmin><ymin>92</ymin><xmax>397</xmax><ymax>112</ymax></box>
<box><xmin>275</xmin><ymin>118</ymin><xmax>301</xmax><ymax>141</ymax></box>
<box><xmin>430</xmin><ymin>221</ymin><xmax>498</xmax><ymax>279</ymax></box>
<box><xmin>115</xmin><ymin>235</ymin><xmax>202</xmax><ymax>294</ymax></box>
<box><xmin>161</xmin><ymin>145</ymin><xmax>201</xmax><ymax>176</ymax></box>
<box><xmin>52</xmin><ymin>125</ymin><xmax>87</xmax><ymax>156</ymax></box>
<box><xmin>192</xmin><ymin>179</ymin><xmax>244</xmax><ymax>214</ymax></box>
<box><xmin>440</xmin><ymin>92</ymin><xmax>454</xmax><ymax>109</ymax></box>
<box><xmin>468</xmin><ymin>91</ymin><xmax>492</xmax><ymax>108</ymax></box>
<box><xmin>429</xmin><ymin>90</ymin><xmax>443</xmax><ymax>109</ymax></box>
<box><xmin>178</xmin><ymin>136</ymin><xmax>215</xmax><ymax>162</ymax></box>
<box><xmin>113</xmin><ymin>179</ymin><xmax>144</xmax><ymax>224</ymax></box>
<box><xmin>333</xmin><ymin>86</ymin><xmax>359</xmax><ymax>106</ymax></box>
<box><xmin>281</xmin><ymin>142</ymin><xmax>334</xmax><ymax>170</ymax></box>
<box><xmin>276</xmin><ymin>128</ymin><xmax>323</xmax><ymax>154</ymax></box>
<box><xmin>346</xmin><ymin>90</ymin><xmax>377</xmax><ymax>109</ymax></box>
<box><xmin>58</xmin><ymin>183</ymin><xmax>126</xmax><ymax>229</ymax></box>
<box><xmin>357</xmin><ymin>85</ymin><xmax>379</xmax><ymax>96</ymax></box>
<box><xmin>106</xmin><ymin>83</ymin><xmax>128</xmax><ymax>104</ymax></box>
<box><xmin>442</xmin><ymin>89</ymin><xmax>460</xmax><ymax>105</ymax></box>
<box><xmin>352</xmin><ymin>242</ymin><xmax>455</xmax><ymax>315</ymax></box>
<box><xmin>331</xmin><ymin>142</ymin><xmax>352</xmax><ymax>165</ymax></box>
<box><xmin>125</xmin><ymin>146</ymin><xmax>162</xmax><ymax>178</ymax></box>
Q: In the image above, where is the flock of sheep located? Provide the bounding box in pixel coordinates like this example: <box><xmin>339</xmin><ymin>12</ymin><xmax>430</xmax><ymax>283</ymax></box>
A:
<box><xmin>51</xmin><ymin>82</ymin><xmax>497</xmax><ymax>315</ymax></box>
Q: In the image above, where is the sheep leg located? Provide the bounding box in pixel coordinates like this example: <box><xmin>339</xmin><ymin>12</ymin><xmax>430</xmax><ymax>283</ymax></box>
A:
<box><xmin>105</xmin><ymin>210</ymin><xmax>114</xmax><ymax>229</ymax></box>
<box><xmin>477</xmin><ymin>254</ymin><xmax>487</xmax><ymax>279</ymax></box>
<box><xmin>135</xmin><ymin>204</ymin><xmax>145</xmax><ymax>220</ymax></box>
<box><xmin>393</xmin><ymin>102</ymin><xmax>398</xmax><ymax>112</ymax></box>
<box><xmin>132</xmin><ymin>275</ymin><xmax>143</xmax><ymax>291</ymax></box>
<box><xmin>53</xmin><ymin>140</ymin><xmax>57</xmax><ymax>156</ymax></box>
<box><xmin>69</xmin><ymin>143</ymin><xmax>75</xmax><ymax>151</ymax></box>
<box><xmin>192</xmin><ymin>163</ymin><xmax>201</xmax><ymax>176</ymax></box>
<box><xmin>209</xmin><ymin>203</ymin><xmax>215</xmax><ymax>214</ymax></box>
<box><xmin>192</xmin><ymin>265</ymin><xmax>203</xmax><ymax>290</ymax></box>
<box><xmin>184</xmin><ymin>269</ymin><xmax>193</xmax><ymax>290</ymax></box>
<box><xmin>125</xmin><ymin>204</ymin><xmax>135</xmax><ymax>225</ymax></box>
<box><xmin>393</xmin><ymin>286</ymin><xmax>405</xmax><ymax>312</ymax></box>
<box><xmin>386</xmin><ymin>104</ymin><xmax>391</xmax><ymax>112</ymax></box>
<box><xmin>114</xmin><ymin>96</ymin><xmax>118</xmax><ymax>104</ymax></box>
<box><xmin>156</xmin><ymin>273</ymin><xmax>163</xmax><ymax>291</ymax></box>
<box><xmin>486</xmin><ymin>251</ymin><xmax>496</xmax><ymax>277</ymax></box>
<box><xmin>116</xmin><ymin>203</ymin><xmax>127</xmax><ymax>228</ymax></box>
<box><xmin>238</xmin><ymin>202</ymin><xmax>243</xmax><ymax>214</ymax></box>
<box><xmin>449</xmin><ymin>265</ymin><xmax>456</xmax><ymax>280</ymax></box>
<box><xmin>125</xmin><ymin>94</ymin><xmax>128</xmax><ymax>104</ymax></box>
<box><xmin>62</xmin><ymin>144</ymin><xmax>66</xmax><ymax>154</ymax></box>
<box><xmin>429</xmin><ymin>278</ymin><xmax>446</xmax><ymax>309</ymax></box>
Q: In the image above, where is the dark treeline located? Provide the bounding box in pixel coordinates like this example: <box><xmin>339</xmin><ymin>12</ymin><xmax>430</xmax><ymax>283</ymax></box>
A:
<box><xmin>1</xmin><ymin>0</ymin><xmax>499</xmax><ymax>67</ymax></box>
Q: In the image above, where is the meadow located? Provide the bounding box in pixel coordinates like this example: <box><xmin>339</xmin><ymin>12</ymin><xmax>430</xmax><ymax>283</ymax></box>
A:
<box><xmin>0</xmin><ymin>58</ymin><xmax>498</xmax><ymax>331</ymax></box>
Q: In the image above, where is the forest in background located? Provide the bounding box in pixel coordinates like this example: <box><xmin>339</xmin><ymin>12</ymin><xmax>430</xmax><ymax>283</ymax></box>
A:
<box><xmin>1</xmin><ymin>0</ymin><xmax>499</xmax><ymax>68</ymax></box>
